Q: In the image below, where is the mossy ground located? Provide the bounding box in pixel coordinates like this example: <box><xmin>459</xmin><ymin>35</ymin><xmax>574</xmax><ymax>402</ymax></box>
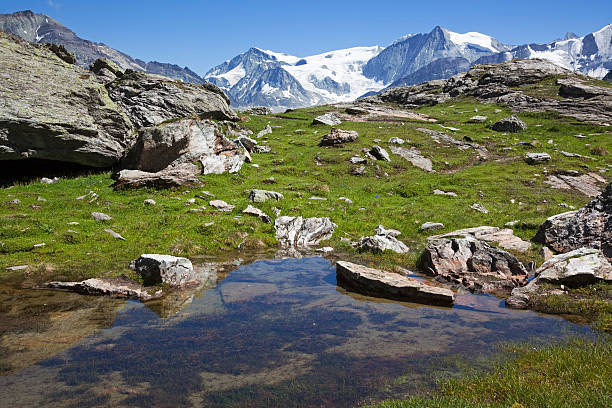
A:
<box><xmin>368</xmin><ymin>337</ymin><xmax>611</xmax><ymax>408</ymax></box>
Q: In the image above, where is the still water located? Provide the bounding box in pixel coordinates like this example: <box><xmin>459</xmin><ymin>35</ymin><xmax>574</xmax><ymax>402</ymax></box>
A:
<box><xmin>0</xmin><ymin>257</ymin><xmax>593</xmax><ymax>407</ymax></box>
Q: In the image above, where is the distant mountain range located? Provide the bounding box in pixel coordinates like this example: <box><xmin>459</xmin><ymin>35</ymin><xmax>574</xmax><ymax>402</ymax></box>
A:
<box><xmin>1</xmin><ymin>10</ymin><xmax>611</xmax><ymax>111</ymax></box>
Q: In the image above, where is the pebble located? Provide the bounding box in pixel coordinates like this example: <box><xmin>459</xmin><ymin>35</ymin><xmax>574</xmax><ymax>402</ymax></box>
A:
<box><xmin>104</xmin><ymin>229</ymin><xmax>126</xmax><ymax>240</ymax></box>
<box><xmin>92</xmin><ymin>212</ymin><xmax>112</xmax><ymax>221</ymax></box>
<box><xmin>144</xmin><ymin>199</ymin><xmax>156</xmax><ymax>205</ymax></box>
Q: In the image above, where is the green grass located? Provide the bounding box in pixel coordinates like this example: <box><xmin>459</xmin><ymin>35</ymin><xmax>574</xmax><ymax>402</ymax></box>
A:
<box><xmin>368</xmin><ymin>337</ymin><xmax>612</xmax><ymax>408</ymax></box>
<box><xmin>0</xmin><ymin>99</ymin><xmax>610</xmax><ymax>285</ymax></box>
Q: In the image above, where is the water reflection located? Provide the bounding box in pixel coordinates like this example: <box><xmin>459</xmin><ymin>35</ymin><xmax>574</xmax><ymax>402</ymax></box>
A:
<box><xmin>0</xmin><ymin>257</ymin><xmax>593</xmax><ymax>407</ymax></box>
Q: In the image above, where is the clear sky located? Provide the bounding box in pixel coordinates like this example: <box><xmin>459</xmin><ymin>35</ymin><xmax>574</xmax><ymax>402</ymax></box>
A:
<box><xmin>1</xmin><ymin>0</ymin><xmax>611</xmax><ymax>76</ymax></box>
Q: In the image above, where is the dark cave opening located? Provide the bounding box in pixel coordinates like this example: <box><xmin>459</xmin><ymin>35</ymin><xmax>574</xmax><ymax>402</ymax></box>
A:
<box><xmin>0</xmin><ymin>159</ymin><xmax>112</xmax><ymax>186</ymax></box>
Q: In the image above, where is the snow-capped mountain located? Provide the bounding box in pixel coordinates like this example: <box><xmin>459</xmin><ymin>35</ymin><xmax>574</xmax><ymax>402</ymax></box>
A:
<box><xmin>205</xmin><ymin>46</ymin><xmax>385</xmax><ymax>110</ymax></box>
<box><xmin>474</xmin><ymin>24</ymin><xmax>612</xmax><ymax>79</ymax></box>
<box><xmin>205</xmin><ymin>26</ymin><xmax>514</xmax><ymax>110</ymax></box>
<box><xmin>363</xmin><ymin>26</ymin><xmax>510</xmax><ymax>85</ymax></box>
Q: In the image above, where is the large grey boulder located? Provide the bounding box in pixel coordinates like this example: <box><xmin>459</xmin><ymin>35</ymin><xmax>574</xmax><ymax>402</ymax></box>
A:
<box><xmin>107</xmin><ymin>69</ymin><xmax>237</xmax><ymax>129</ymax></box>
<box><xmin>121</xmin><ymin>118</ymin><xmax>244</xmax><ymax>176</ymax></box>
<box><xmin>43</xmin><ymin>277</ymin><xmax>161</xmax><ymax>301</ymax></box>
<box><xmin>130</xmin><ymin>254</ymin><xmax>198</xmax><ymax>287</ymax></box>
<box><xmin>0</xmin><ymin>32</ymin><xmax>133</xmax><ymax>167</ymax></box>
<box><xmin>535</xmin><ymin>182</ymin><xmax>612</xmax><ymax>258</ymax></box>
<box><xmin>507</xmin><ymin>248</ymin><xmax>612</xmax><ymax>308</ymax></box>
<box><xmin>490</xmin><ymin>115</ymin><xmax>527</xmax><ymax>132</ymax></box>
<box><xmin>422</xmin><ymin>236</ymin><xmax>528</xmax><ymax>293</ymax></box>
<box><xmin>274</xmin><ymin>216</ymin><xmax>335</xmax><ymax>248</ymax></box>
<box><xmin>336</xmin><ymin>261</ymin><xmax>454</xmax><ymax>306</ymax></box>
<box><xmin>319</xmin><ymin>128</ymin><xmax>358</xmax><ymax>146</ymax></box>
<box><xmin>358</xmin><ymin>225</ymin><xmax>409</xmax><ymax>254</ymax></box>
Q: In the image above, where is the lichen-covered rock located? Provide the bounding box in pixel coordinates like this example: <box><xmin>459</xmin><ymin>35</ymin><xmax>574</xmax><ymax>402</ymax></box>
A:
<box><xmin>336</xmin><ymin>261</ymin><xmax>454</xmax><ymax>306</ymax></box>
<box><xmin>274</xmin><ymin>216</ymin><xmax>335</xmax><ymax>248</ymax></box>
<box><xmin>423</xmin><ymin>236</ymin><xmax>528</xmax><ymax>294</ymax></box>
<box><xmin>535</xmin><ymin>182</ymin><xmax>612</xmax><ymax>258</ymax></box>
<box><xmin>107</xmin><ymin>69</ymin><xmax>237</xmax><ymax>128</ymax></box>
<box><xmin>0</xmin><ymin>32</ymin><xmax>133</xmax><ymax>167</ymax></box>
<box><xmin>506</xmin><ymin>248</ymin><xmax>612</xmax><ymax>308</ymax></box>
<box><xmin>130</xmin><ymin>254</ymin><xmax>197</xmax><ymax>287</ymax></box>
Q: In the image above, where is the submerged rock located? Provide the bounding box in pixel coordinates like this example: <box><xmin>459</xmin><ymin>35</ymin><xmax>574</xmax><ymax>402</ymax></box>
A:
<box><xmin>535</xmin><ymin>182</ymin><xmax>612</xmax><ymax>258</ymax></box>
<box><xmin>336</xmin><ymin>261</ymin><xmax>454</xmax><ymax>306</ymax></box>
<box><xmin>130</xmin><ymin>254</ymin><xmax>197</xmax><ymax>287</ymax></box>
<box><xmin>274</xmin><ymin>216</ymin><xmax>335</xmax><ymax>248</ymax></box>
<box><xmin>43</xmin><ymin>277</ymin><xmax>161</xmax><ymax>301</ymax></box>
<box><xmin>423</xmin><ymin>236</ymin><xmax>528</xmax><ymax>294</ymax></box>
<box><xmin>507</xmin><ymin>248</ymin><xmax>612</xmax><ymax>308</ymax></box>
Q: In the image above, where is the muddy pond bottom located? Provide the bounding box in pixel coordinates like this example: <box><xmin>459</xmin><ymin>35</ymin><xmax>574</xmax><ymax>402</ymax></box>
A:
<box><xmin>0</xmin><ymin>257</ymin><xmax>594</xmax><ymax>407</ymax></box>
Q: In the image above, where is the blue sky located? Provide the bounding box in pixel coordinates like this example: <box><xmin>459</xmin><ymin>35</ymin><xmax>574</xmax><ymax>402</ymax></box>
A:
<box><xmin>1</xmin><ymin>0</ymin><xmax>611</xmax><ymax>75</ymax></box>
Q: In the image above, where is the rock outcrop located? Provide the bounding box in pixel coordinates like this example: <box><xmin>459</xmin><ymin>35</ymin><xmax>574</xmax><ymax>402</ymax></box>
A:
<box><xmin>0</xmin><ymin>32</ymin><xmax>133</xmax><ymax>167</ymax></box>
<box><xmin>336</xmin><ymin>261</ymin><xmax>454</xmax><ymax>306</ymax></box>
<box><xmin>543</xmin><ymin>172</ymin><xmax>607</xmax><ymax>197</ymax></box>
<box><xmin>525</xmin><ymin>152</ymin><xmax>551</xmax><ymax>164</ymax></box>
<box><xmin>389</xmin><ymin>146</ymin><xmax>432</xmax><ymax>171</ymax></box>
<box><xmin>107</xmin><ymin>69</ymin><xmax>237</xmax><ymax>129</ymax></box>
<box><xmin>43</xmin><ymin>277</ymin><xmax>161</xmax><ymax>301</ymax></box>
<box><xmin>364</xmin><ymin>59</ymin><xmax>612</xmax><ymax>125</ymax></box>
<box><xmin>422</xmin><ymin>236</ymin><xmax>528</xmax><ymax>293</ymax></box>
<box><xmin>535</xmin><ymin>182</ymin><xmax>612</xmax><ymax>259</ymax></box>
<box><xmin>130</xmin><ymin>254</ymin><xmax>197</xmax><ymax>287</ymax></box>
<box><xmin>274</xmin><ymin>216</ymin><xmax>335</xmax><ymax>248</ymax></box>
<box><xmin>507</xmin><ymin>248</ymin><xmax>612</xmax><ymax>308</ymax></box>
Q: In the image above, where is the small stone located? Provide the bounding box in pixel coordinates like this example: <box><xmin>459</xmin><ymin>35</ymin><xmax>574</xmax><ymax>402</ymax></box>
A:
<box><xmin>491</xmin><ymin>115</ymin><xmax>527</xmax><ymax>133</ymax></box>
<box><xmin>309</xmin><ymin>196</ymin><xmax>327</xmax><ymax>201</ymax></box>
<box><xmin>256</xmin><ymin>125</ymin><xmax>272</xmax><ymax>138</ymax></box>
<box><xmin>5</xmin><ymin>199</ymin><xmax>20</xmax><ymax>205</ymax></box>
<box><xmin>209</xmin><ymin>200</ymin><xmax>235</xmax><ymax>212</ymax></box>
<box><xmin>470</xmin><ymin>203</ymin><xmax>489</xmax><ymax>214</ymax></box>
<box><xmin>505</xmin><ymin>220</ymin><xmax>520</xmax><ymax>227</ymax></box>
<box><xmin>37</xmin><ymin>196</ymin><xmax>47</xmax><ymax>202</ymax></box>
<box><xmin>349</xmin><ymin>156</ymin><xmax>367</xmax><ymax>165</ymax></box>
<box><xmin>338</xmin><ymin>197</ymin><xmax>353</xmax><ymax>204</ymax></box>
<box><xmin>370</xmin><ymin>145</ymin><xmax>390</xmax><ymax>162</ymax></box>
<box><xmin>33</xmin><ymin>243</ymin><xmax>46</xmax><ymax>248</ymax></box>
<box><xmin>352</xmin><ymin>165</ymin><xmax>366</xmax><ymax>175</ymax></box>
<box><xmin>104</xmin><ymin>229</ymin><xmax>126</xmax><ymax>240</ymax></box>
<box><xmin>316</xmin><ymin>247</ymin><xmax>334</xmax><ymax>254</ymax></box>
<box><xmin>130</xmin><ymin>254</ymin><xmax>196</xmax><ymax>287</ymax></box>
<box><xmin>144</xmin><ymin>199</ymin><xmax>156</xmax><ymax>205</ymax></box>
<box><xmin>5</xmin><ymin>265</ymin><xmax>28</xmax><ymax>271</ymax></box>
<box><xmin>468</xmin><ymin>115</ymin><xmax>488</xmax><ymax>123</ymax></box>
<box><xmin>433</xmin><ymin>189</ymin><xmax>457</xmax><ymax>197</ymax></box>
<box><xmin>67</xmin><ymin>221</ymin><xmax>80</xmax><ymax>226</ymax></box>
<box><xmin>319</xmin><ymin>128</ymin><xmax>358</xmax><ymax>146</ymax></box>
<box><xmin>185</xmin><ymin>198</ymin><xmax>196</xmax><ymax>205</ymax></box>
<box><xmin>40</xmin><ymin>177</ymin><xmax>59</xmax><ymax>184</ymax></box>
<box><xmin>242</xmin><ymin>205</ymin><xmax>272</xmax><ymax>223</ymax></box>
<box><xmin>421</xmin><ymin>222</ymin><xmax>444</xmax><ymax>231</ymax></box>
<box><xmin>248</xmin><ymin>189</ymin><xmax>283</xmax><ymax>203</ymax></box>
<box><xmin>92</xmin><ymin>212</ymin><xmax>112</xmax><ymax>221</ymax></box>
<box><xmin>388</xmin><ymin>137</ymin><xmax>405</xmax><ymax>144</ymax></box>
<box><xmin>525</xmin><ymin>152</ymin><xmax>551</xmax><ymax>164</ymax></box>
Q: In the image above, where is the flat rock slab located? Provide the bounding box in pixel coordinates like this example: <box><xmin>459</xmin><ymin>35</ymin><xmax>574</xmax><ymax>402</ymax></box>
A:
<box><xmin>389</xmin><ymin>146</ymin><xmax>432</xmax><ymax>172</ymax></box>
<box><xmin>429</xmin><ymin>226</ymin><xmax>531</xmax><ymax>253</ymax></box>
<box><xmin>544</xmin><ymin>173</ymin><xmax>606</xmax><ymax>197</ymax></box>
<box><xmin>336</xmin><ymin>261</ymin><xmax>454</xmax><ymax>306</ymax></box>
<box><xmin>312</xmin><ymin>113</ymin><xmax>342</xmax><ymax>126</ymax></box>
<box><xmin>209</xmin><ymin>200</ymin><xmax>235</xmax><ymax>212</ymax></box>
<box><xmin>43</xmin><ymin>277</ymin><xmax>161</xmax><ymax>301</ymax></box>
<box><xmin>525</xmin><ymin>152</ymin><xmax>551</xmax><ymax>164</ymax></box>
<box><xmin>130</xmin><ymin>254</ymin><xmax>197</xmax><ymax>287</ymax></box>
<box><xmin>416</xmin><ymin>128</ymin><xmax>488</xmax><ymax>159</ymax></box>
<box><xmin>243</xmin><ymin>205</ymin><xmax>272</xmax><ymax>223</ymax></box>
<box><xmin>114</xmin><ymin>163</ymin><xmax>201</xmax><ymax>189</ymax></box>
